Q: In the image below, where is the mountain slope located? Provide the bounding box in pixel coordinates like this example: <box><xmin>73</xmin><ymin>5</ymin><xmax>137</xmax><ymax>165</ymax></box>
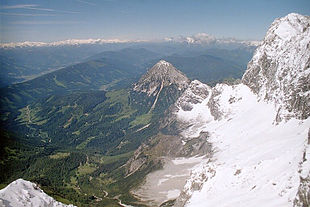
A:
<box><xmin>172</xmin><ymin>13</ymin><xmax>310</xmax><ymax>207</ymax></box>
<box><xmin>243</xmin><ymin>13</ymin><xmax>310</xmax><ymax>121</ymax></box>
<box><xmin>128</xmin><ymin>13</ymin><xmax>309</xmax><ymax>207</ymax></box>
<box><xmin>0</xmin><ymin>60</ymin><xmax>191</xmax><ymax>206</ymax></box>
<box><xmin>176</xmin><ymin>84</ymin><xmax>309</xmax><ymax>207</ymax></box>
<box><xmin>0</xmin><ymin>179</ymin><xmax>75</xmax><ymax>207</ymax></box>
<box><xmin>0</xmin><ymin>43</ymin><xmax>139</xmax><ymax>86</ymax></box>
<box><xmin>131</xmin><ymin>60</ymin><xmax>190</xmax><ymax>114</ymax></box>
<box><xmin>0</xmin><ymin>58</ymin><xmax>138</xmax><ymax>115</ymax></box>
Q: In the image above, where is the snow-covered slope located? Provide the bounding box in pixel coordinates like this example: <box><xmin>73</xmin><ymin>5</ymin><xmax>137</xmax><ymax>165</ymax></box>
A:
<box><xmin>243</xmin><ymin>13</ymin><xmax>310</xmax><ymax>121</ymax></box>
<box><xmin>178</xmin><ymin>84</ymin><xmax>309</xmax><ymax>207</ymax></box>
<box><xmin>171</xmin><ymin>13</ymin><xmax>310</xmax><ymax>207</ymax></box>
<box><xmin>0</xmin><ymin>179</ymin><xmax>75</xmax><ymax>207</ymax></box>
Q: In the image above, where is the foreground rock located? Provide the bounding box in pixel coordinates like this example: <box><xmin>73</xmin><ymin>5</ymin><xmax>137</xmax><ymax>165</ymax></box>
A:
<box><xmin>0</xmin><ymin>179</ymin><xmax>75</xmax><ymax>207</ymax></box>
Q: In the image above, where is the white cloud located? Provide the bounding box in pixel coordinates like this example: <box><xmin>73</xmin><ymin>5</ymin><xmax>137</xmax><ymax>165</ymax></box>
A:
<box><xmin>1</xmin><ymin>4</ymin><xmax>79</xmax><ymax>14</ymax></box>
<box><xmin>0</xmin><ymin>12</ymin><xmax>56</xmax><ymax>17</ymax></box>
<box><xmin>2</xmin><ymin>4</ymin><xmax>55</xmax><ymax>12</ymax></box>
<box><xmin>11</xmin><ymin>20</ymin><xmax>83</xmax><ymax>25</ymax></box>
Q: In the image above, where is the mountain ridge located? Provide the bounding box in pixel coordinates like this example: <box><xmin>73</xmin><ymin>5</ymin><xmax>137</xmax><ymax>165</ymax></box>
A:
<box><xmin>0</xmin><ymin>35</ymin><xmax>260</xmax><ymax>49</ymax></box>
<box><xmin>174</xmin><ymin>12</ymin><xmax>310</xmax><ymax>206</ymax></box>
<box><xmin>242</xmin><ymin>12</ymin><xmax>310</xmax><ymax>121</ymax></box>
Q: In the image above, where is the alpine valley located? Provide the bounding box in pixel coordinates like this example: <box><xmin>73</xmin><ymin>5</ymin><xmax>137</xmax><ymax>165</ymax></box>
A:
<box><xmin>0</xmin><ymin>13</ymin><xmax>309</xmax><ymax>207</ymax></box>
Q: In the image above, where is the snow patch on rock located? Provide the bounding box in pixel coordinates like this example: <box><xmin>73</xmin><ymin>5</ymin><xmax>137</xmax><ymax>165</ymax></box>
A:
<box><xmin>0</xmin><ymin>179</ymin><xmax>75</xmax><ymax>207</ymax></box>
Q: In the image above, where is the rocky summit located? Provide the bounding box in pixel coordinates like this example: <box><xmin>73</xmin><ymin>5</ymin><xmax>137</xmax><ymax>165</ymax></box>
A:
<box><xmin>133</xmin><ymin>60</ymin><xmax>190</xmax><ymax>96</ymax></box>
<box><xmin>242</xmin><ymin>13</ymin><xmax>310</xmax><ymax>121</ymax></box>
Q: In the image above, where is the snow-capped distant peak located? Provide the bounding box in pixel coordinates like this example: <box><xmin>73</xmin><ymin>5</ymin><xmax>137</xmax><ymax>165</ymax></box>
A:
<box><xmin>0</xmin><ymin>38</ymin><xmax>142</xmax><ymax>48</ymax></box>
<box><xmin>1</xmin><ymin>34</ymin><xmax>261</xmax><ymax>49</ymax></box>
<box><xmin>164</xmin><ymin>33</ymin><xmax>261</xmax><ymax>47</ymax></box>
<box><xmin>0</xmin><ymin>179</ymin><xmax>75</xmax><ymax>207</ymax></box>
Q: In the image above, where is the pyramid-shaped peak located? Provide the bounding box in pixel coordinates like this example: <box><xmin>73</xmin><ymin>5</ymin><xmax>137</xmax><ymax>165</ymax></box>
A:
<box><xmin>133</xmin><ymin>60</ymin><xmax>190</xmax><ymax>95</ymax></box>
<box><xmin>145</xmin><ymin>60</ymin><xmax>189</xmax><ymax>82</ymax></box>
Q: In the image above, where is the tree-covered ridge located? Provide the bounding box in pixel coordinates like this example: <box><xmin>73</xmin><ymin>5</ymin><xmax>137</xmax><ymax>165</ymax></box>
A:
<box><xmin>0</xmin><ymin>46</ymin><xmax>254</xmax><ymax>206</ymax></box>
<box><xmin>0</xmin><ymin>59</ymin><xmax>140</xmax><ymax>113</ymax></box>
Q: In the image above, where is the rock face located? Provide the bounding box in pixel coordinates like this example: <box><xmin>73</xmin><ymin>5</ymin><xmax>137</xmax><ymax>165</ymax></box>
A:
<box><xmin>174</xmin><ymin>13</ymin><xmax>310</xmax><ymax>207</ymax></box>
<box><xmin>133</xmin><ymin>60</ymin><xmax>190</xmax><ymax>96</ymax></box>
<box><xmin>175</xmin><ymin>80</ymin><xmax>211</xmax><ymax>112</ymax></box>
<box><xmin>130</xmin><ymin>60</ymin><xmax>191</xmax><ymax>113</ymax></box>
<box><xmin>128</xmin><ymin>13</ymin><xmax>310</xmax><ymax>207</ymax></box>
<box><xmin>0</xmin><ymin>179</ymin><xmax>75</xmax><ymax>207</ymax></box>
<box><xmin>294</xmin><ymin>131</ymin><xmax>310</xmax><ymax>207</ymax></box>
<box><xmin>242</xmin><ymin>13</ymin><xmax>310</xmax><ymax>121</ymax></box>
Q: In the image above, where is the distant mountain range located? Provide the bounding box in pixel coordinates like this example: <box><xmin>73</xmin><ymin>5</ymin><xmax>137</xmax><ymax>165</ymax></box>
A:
<box><xmin>0</xmin><ymin>33</ymin><xmax>260</xmax><ymax>48</ymax></box>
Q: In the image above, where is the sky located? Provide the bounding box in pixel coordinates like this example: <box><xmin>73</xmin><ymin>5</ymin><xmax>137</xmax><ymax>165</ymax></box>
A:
<box><xmin>0</xmin><ymin>0</ymin><xmax>310</xmax><ymax>43</ymax></box>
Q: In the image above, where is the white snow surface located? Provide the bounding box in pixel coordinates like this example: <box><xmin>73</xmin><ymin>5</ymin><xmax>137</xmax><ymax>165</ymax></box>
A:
<box><xmin>0</xmin><ymin>179</ymin><xmax>75</xmax><ymax>207</ymax></box>
<box><xmin>174</xmin><ymin>13</ymin><xmax>310</xmax><ymax>207</ymax></box>
<box><xmin>242</xmin><ymin>13</ymin><xmax>310</xmax><ymax>120</ymax></box>
<box><xmin>175</xmin><ymin>83</ymin><xmax>310</xmax><ymax>207</ymax></box>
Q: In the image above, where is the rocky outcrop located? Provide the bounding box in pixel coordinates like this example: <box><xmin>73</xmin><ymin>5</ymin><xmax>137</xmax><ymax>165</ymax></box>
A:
<box><xmin>175</xmin><ymin>80</ymin><xmax>210</xmax><ymax>112</ymax></box>
<box><xmin>294</xmin><ymin>176</ymin><xmax>310</xmax><ymax>207</ymax></box>
<box><xmin>174</xmin><ymin>162</ymin><xmax>216</xmax><ymax>207</ymax></box>
<box><xmin>0</xmin><ymin>179</ymin><xmax>75</xmax><ymax>207</ymax></box>
<box><xmin>133</xmin><ymin>60</ymin><xmax>190</xmax><ymax>96</ymax></box>
<box><xmin>242</xmin><ymin>13</ymin><xmax>310</xmax><ymax>121</ymax></box>
<box><xmin>130</xmin><ymin>60</ymin><xmax>191</xmax><ymax>114</ymax></box>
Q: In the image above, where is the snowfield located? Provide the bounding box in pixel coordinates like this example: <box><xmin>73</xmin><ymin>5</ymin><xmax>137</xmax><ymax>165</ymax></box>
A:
<box><xmin>178</xmin><ymin>13</ymin><xmax>310</xmax><ymax>207</ymax></box>
<box><xmin>176</xmin><ymin>84</ymin><xmax>310</xmax><ymax>207</ymax></box>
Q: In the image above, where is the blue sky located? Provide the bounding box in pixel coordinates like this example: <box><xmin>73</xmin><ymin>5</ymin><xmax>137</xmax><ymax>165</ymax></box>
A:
<box><xmin>0</xmin><ymin>0</ymin><xmax>310</xmax><ymax>43</ymax></box>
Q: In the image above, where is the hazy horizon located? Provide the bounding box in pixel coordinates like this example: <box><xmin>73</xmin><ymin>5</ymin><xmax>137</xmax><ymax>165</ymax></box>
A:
<box><xmin>1</xmin><ymin>0</ymin><xmax>310</xmax><ymax>43</ymax></box>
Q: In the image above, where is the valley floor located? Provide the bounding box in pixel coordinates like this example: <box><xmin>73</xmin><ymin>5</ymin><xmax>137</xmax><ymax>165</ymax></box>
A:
<box><xmin>132</xmin><ymin>156</ymin><xmax>206</xmax><ymax>206</ymax></box>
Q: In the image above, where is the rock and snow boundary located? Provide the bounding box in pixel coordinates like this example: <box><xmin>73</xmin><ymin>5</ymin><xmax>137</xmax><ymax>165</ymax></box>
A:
<box><xmin>177</xmin><ymin>84</ymin><xmax>309</xmax><ymax>207</ymax></box>
<box><xmin>174</xmin><ymin>13</ymin><xmax>310</xmax><ymax>207</ymax></box>
<box><xmin>0</xmin><ymin>179</ymin><xmax>75</xmax><ymax>207</ymax></box>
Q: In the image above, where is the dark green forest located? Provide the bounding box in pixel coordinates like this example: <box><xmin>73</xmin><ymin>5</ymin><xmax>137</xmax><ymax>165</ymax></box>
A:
<box><xmin>0</xmin><ymin>46</ymin><xmax>253</xmax><ymax>206</ymax></box>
